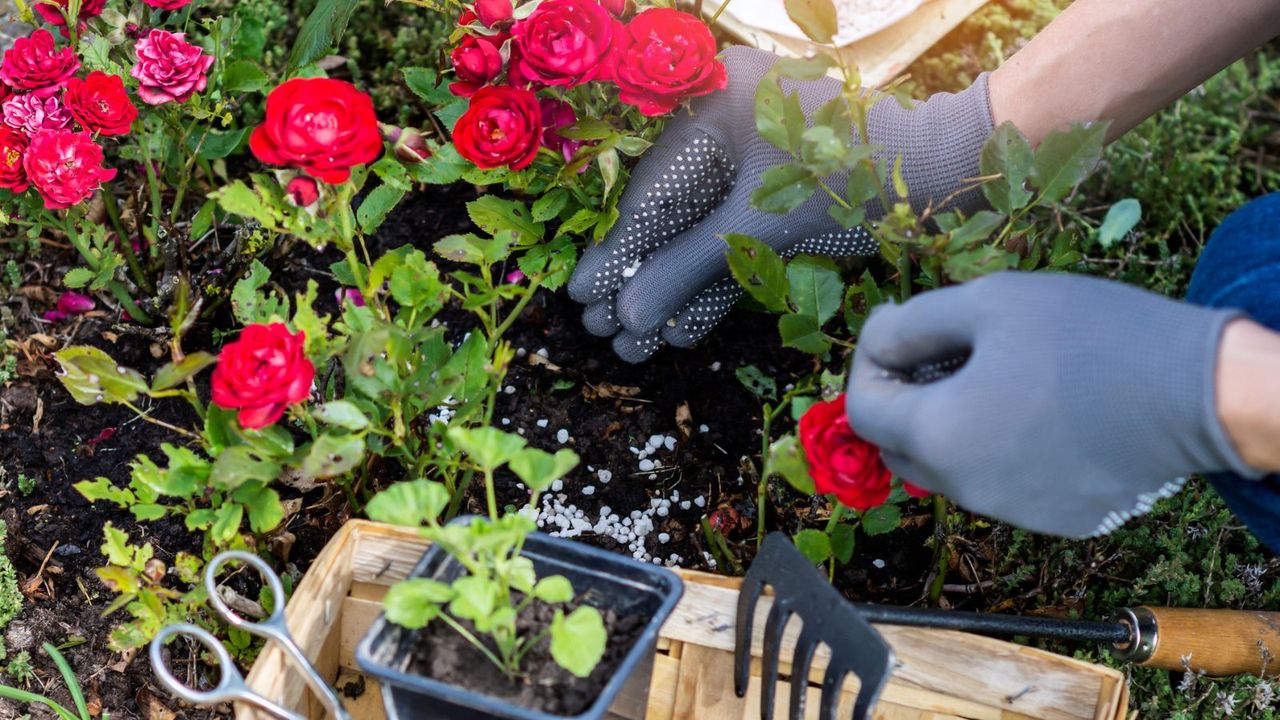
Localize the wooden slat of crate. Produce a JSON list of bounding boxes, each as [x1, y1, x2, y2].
[[713, 0, 990, 88], [240, 521, 1127, 720]]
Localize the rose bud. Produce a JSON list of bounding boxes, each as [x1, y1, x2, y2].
[[393, 127, 431, 164], [336, 287, 365, 307], [380, 122, 403, 145], [449, 34, 506, 97], [475, 0, 513, 27], [598, 0, 626, 16], [286, 176, 320, 207]]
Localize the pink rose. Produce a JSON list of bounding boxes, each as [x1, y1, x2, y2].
[[0, 29, 79, 98], [23, 129, 116, 209], [130, 30, 214, 105], [3, 94, 73, 134]]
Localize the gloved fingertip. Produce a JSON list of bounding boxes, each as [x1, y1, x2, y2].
[[582, 300, 622, 337], [611, 330, 663, 364]]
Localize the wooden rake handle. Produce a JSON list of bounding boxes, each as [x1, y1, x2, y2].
[[1114, 606, 1280, 676]]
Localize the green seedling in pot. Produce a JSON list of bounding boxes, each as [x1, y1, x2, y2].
[[368, 426, 606, 681]]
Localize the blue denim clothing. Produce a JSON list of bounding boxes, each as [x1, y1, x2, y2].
[[1186, 192, 1280, 552]]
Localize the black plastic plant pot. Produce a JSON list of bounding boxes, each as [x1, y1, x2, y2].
[[356, 523, 684, 720]]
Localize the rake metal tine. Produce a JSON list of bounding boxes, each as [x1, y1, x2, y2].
[[735, 575, 766, 696], [818, 664, 847, 720], [788, 625, 821, 720], [760, 599, 791, 720]]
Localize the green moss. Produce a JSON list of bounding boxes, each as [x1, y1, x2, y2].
[[0, 521, 19, 632]]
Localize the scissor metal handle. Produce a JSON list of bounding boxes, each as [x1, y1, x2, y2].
[[149, 624, 305, 720]]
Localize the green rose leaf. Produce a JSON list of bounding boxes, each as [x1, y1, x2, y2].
[[723, 233, 789, 313], [313, 400, 370, 432], [1098, 198, 1142, 249], [299, 433, 366, 480], [783, 0, 837, 44], [151, 352, 217, 392], [860, 503, 902, 537], [54, 346, 148, 406], [793, 529, 832, 565]]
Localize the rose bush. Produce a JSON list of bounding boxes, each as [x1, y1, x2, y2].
[[509, 0, 621, 88], [249, 77, 383, 183], [799, 394, 928, 511], [211, 323, 315, 429]]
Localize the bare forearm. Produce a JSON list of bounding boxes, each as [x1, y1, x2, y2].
[[1218, 319, 1280, 473], [988, 0, 1280, 146]]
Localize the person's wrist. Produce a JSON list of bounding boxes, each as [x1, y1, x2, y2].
[[1216, 318, 1280, 473]]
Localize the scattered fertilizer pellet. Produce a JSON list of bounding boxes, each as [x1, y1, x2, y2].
[[638, 458, 655, 472], [501, 417, 511, 425], [550, 479, 563, 492], [582, 486, 595, 496], [504, 385, 516, 394], [663, 436, 676, 451], [556, 428, 569, 443], [872, 559, 886, 569], [515, 347, 527, 358], [598, 469, 613, 483], [658, 532, 670, 543], [536, 418, 549, 428], [680, 500, 691, 510], [710, 361, 722, 371], [699, 424, 710, 433], [656, 506, 669, 517], [694, 495, 706, 508], [536, 347, 549, 358]]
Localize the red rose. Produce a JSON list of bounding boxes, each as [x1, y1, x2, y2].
[[130, 30, 214, 105], [65, 72, 138, 136], [799, 394, 922, 511], [449, 33, 506, 98], [0, 126, 28, 193], [539, 97, 580, 163], [510, 0, 621, 87], [23, 129, 115, 209], [34, 0, 105, 38], [459, 9, 478, 25], [598, 0, 625, 16], [474, 0, 512, 27], [453, 85, 542, 170], [0, 29, 80, 98], [250, 78, 383, 184], [612, 9, 726, 116], [286, 176, 319, 206], [211, 323, 315, 429], [143, 0, 193, 10]]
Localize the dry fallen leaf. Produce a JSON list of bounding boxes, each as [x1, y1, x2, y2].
[[675, 402, 693, 441], [528, 353, 564, 373], [583, 382, 641, 401]]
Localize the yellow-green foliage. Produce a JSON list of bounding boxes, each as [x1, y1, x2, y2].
[[0, 521, 21, 630]]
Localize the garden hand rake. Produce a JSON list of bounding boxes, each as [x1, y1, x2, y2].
[[737, 534, 1280, 720]]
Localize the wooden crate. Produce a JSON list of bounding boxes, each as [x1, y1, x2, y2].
[[714, 0, 990, 88], [238, 521, 1128, 720]]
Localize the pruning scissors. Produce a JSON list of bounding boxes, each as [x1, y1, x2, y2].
[[149, 550, 352, 720]]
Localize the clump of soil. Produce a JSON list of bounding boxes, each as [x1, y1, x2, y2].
[[410, 597, 647, 717]]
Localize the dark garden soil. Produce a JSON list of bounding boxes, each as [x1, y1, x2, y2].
[[410, 597, 646, 716], [0, 186, 937, 719]]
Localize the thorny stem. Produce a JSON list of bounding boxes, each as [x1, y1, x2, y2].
[[170, 125, 209, 223], [122, 400, 201, 440], [140, 140, 165, 251], [928, 494, 948, 603]]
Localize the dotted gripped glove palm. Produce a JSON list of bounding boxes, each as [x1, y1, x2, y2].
[[566, 46, 995, 362], [846, 272, 1266, 539]]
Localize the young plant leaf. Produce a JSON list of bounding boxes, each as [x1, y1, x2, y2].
[[786, 255, 844, 324], [764, 434, 813, 494], [151, 352, 217, 392], [313, 400, 370, 431], [860, 503, 902, 536], [979, 122, 1034, 213], [793, 529, 832, 565], [550, 607, 606, 678], [54, 347, 148, 406], [385, 578, 453, 629], [366, 479, 450, 528], [752, 165, 818, 214], [299, 433, 365, 480], [830, 523, 856, 563], [533, 575, 574, 604], [509, 448, 579, 492], [1030, 121, 1109, 205], [778, 313, 831, 354], [1098, 198, 1141, 249], [447, 426, 527, 471]]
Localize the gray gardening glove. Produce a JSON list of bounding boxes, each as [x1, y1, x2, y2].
[[846, 271, 1265, 538], [567, 46, 995, 362]]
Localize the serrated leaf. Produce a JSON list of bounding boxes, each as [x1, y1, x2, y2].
[[233, 485, 285, 533], [358, 183, 406, 235], [385, 578, 452, 629], [231, 260, 287, 325], [211, 502, 245, 544], [735, 364, 777, 400], [402, 66, 455, 104], [778, 313, 831, 354], [754, 74, 790, 151], [764, 434, 813, 493], [286, 0, 360, 72], [531, 188, 570, 222], [313, 400, 369, 431], [793, 529, 831, 564], [223, 60, 268, 93], [860, 503, 901, 536], [1031, 122, 1109, 205], [63, 267, 94, 288], [723, 234, 788, 312], [943, 246, 1019, 282], [1098, 198, 1141, 249], [447, 426, 526, 470], [752, 165, 818, 214], [830, 523, 855, 563], [979, 122, 1034, 212], [787, 256, 843, 324], [467, 196, 542, 244], [300, 433, 365, 480]]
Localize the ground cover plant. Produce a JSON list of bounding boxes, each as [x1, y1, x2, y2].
[[0, 0, 1276, 716]]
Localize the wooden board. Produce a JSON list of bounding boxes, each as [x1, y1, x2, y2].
[[713, 0, 990, 88], [239, 520, 1127, 720]]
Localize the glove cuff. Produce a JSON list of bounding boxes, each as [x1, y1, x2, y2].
[[1200, 309, 1271, 480], [865, 72, 995, 219]]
